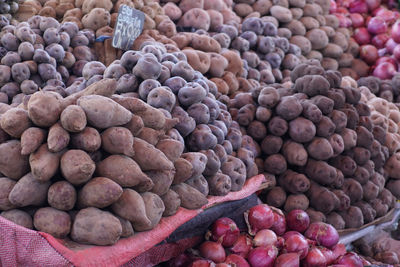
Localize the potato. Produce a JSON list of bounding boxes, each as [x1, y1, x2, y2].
[[370, 198, 388, 218], [343, 178, 363, 204], [354, 201, 376, 224], [264, 154, 287, 175], [307, 182, 339, 214], [47, 181, 76, 211], [172, 183, 208, 210], [333, 190, 350, 211], [138, 192, 165, 231], [0, 108, 32, 138], [206, 172, 232, 196], [27, 91, 62, 127], [362, 181, 379, 202], [97, 155, 153, 188], [1, 209, 33, 229], [270, 5, 292, 23], [289, 117, 316, 143], [306, 29, 328, 50], [70, 127, 101, 152], [34, 207, 71, 238], [47, 122, 70, 153], [100, 127, 135, 157], [20, 127, 46, 155], [316, 116, 336, 138], [0, 178, 17, 211], [326, 212, 345, 230], [132, 137, 174, 171], [71, 207, 121, 245], [264, 186, 286, 208], [284, 194, 309, 212], [178, 8, 211, 31], [306, 208, 326, 223], [0, 140, 29, 180], [339, 206, 364, 228], [111, 188, 150, 228], [161, 189, 181, 217], [60, 149, 95, 185], [77, 95, 132, 129], [60, 105, 87, 133], [279, 170, 310, 194], [77, 177, 123, 209], [8, 173, 50, 207], [185, 175, 209, 196], [30, 144, 61, 182]]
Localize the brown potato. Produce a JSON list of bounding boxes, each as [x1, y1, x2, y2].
[[47, 122, 70, 153], [77, 177, 123, 209], [34, 207, 71, 238], [0, 140, 29, 180], [161, 189, 181, 217], [70, 127, 101, 152], [30, 144, 62, 182], [20, 127, 47, 155], [47, 181, 77, 211], [0, 178, 17, 211], [172, 183, 208, 210], [8, 173, 50, 207], [71, 207, 121, 245], [60, 149, 95, 185]]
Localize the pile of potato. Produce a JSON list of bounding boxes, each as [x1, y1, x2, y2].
[[0, 16, 100, 106], [358, 74, 400, 105], [0, 0, 19, 17], [0, 30, 259, 244], [245, 61, 397, 230]]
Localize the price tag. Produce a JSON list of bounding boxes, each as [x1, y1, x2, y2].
[[112, 5, 144, 50]]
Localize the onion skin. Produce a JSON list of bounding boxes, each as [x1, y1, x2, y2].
[[211, 217, 240, 247], [282, 233, 309, 259], [304, 222, 339, 249], [349, 13, 364, 28], [349, 0, 368, 13], [199, 241, 226, 263], [230, 234, 252, 258], [270, 210, 287, 236], [247, 204, 274, 235], [367, 17, 387, 35], [386, 38, 398, 54], [319, 247, 335, 265], [274, 253, 300, 267], [335, 252, 364, 267], [360, 45, 379, 65], [224, 254, 250, 267], [332, 244, 347, 261], [286, 209, 310, 233], [302, 247, 327, 267], [371, 34, 389, 49], [247, 245, 278, 267]]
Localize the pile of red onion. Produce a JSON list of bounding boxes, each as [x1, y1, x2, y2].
[[331, 0, 400, 79], [167, 204, 370, 267]]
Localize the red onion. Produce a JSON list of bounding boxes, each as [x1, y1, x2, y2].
[[372, 6, 384, 16], [199, 241, 226, 263], [270, 210, 286, 236], [230, 234, 252, 258], [330, 0, 337, 13], [246, 204, 274, 235], [371, 33, 389, 48], [247, 245, 278, 267], [224, 254, 250, 267], [286, 209, 310, 233], [386, 38, 398, 53], [360, 44, 379, 64], [349, 13, 364, 28], [319, 247, 335, 265], [377, 9, 397, 24], [336, 14, 352, 27], [373, 62, 397, 79], [376, 56, 397, 66], [366, 0, 381, 10], [211, 217, 239, 247], [189, 259, 214, 267], [354, 27, 371, 45], [282, 233, 309, 259], [303, 248, 327, 267], [331, 244, 347, 261], [349, 0, 368, 13], [304, 222, 339, 249], [392, 21, 400, 43], [393, 45, 400, 61], [367, 17, 387, 34], [215, 264, 229, 267], [274, 253, 300, 267], [253, 229, 277, 247], [283, 231, 302, 240], [329, 265, 347, 267], [335, 252, 363, 267]]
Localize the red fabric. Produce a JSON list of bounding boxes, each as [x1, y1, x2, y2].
[[0, 217, 71, 267], [0, 174, 265, 267]]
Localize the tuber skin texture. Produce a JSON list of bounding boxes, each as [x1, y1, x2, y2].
[[279, 170, 310, 194], [282, 141, 308, 166], [284, 194, 309, 212], [265, 186, 287, 208]]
